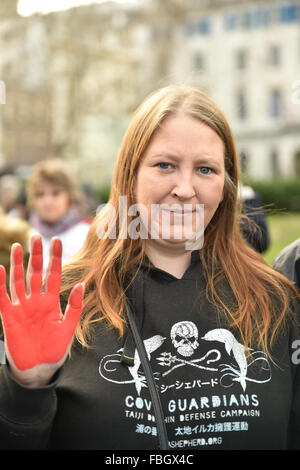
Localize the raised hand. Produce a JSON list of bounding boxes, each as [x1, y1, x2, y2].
[[0, 235, 84, 387]]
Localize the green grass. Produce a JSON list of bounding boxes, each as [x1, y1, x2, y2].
[[262, 212, 300, 265]]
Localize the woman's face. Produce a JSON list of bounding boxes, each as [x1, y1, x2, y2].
[[135, 113, 225, 250], [33, 181, 70, 224]]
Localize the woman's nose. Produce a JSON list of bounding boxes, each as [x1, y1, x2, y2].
[[171, 174, 196, 200]]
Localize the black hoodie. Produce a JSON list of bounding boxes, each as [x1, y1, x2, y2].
[[0, 251, 300, 450]]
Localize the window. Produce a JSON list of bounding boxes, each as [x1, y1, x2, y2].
[[184, 21, 195, 37], [269, 45, 281, 66], [279, 4, 299, 23], [236, 50, 247, 69], [197, 17, 211, 35], [224, 11, 237, 31], [270, 150, 280, 179], [241, 10, 253, 29], [269, 89, 282, 119], [237, 91, 247, 120], [253, 7, 271, 27]]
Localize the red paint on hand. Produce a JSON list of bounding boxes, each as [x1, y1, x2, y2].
[[0, 236, 84, 371]]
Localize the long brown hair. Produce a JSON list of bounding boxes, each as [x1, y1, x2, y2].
[[61, 85, 300, 355]]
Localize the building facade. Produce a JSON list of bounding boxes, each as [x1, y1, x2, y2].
[[156, 0, 300, 180], [0, 0, 299, 186]]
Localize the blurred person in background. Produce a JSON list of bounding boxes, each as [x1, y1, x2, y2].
[[26, 159, 90, 272], [80, 182, 101, 224], [0, 207, 30, 290], [273, 238, 300, 290], [0, 207, 30, 356], [238, 183, 270, 254], [7, 188, 29, 221], [0, 174, 21, 215]]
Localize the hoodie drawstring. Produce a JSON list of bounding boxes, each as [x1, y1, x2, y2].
[[121, 270, 170, 450]]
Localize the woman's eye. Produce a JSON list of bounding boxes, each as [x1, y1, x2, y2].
[[156, 162, 173, 170], [199, 167, 213, 175]]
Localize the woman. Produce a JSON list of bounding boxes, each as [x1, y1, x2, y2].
[[27, 159, 90, 272], [0, 207, 30, 289], [273, 238, 300, 290], [238, 183, 270, 253], [0, 85, 299, 450]]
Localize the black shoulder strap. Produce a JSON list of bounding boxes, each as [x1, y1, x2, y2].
[[125, 301, 169, 450]]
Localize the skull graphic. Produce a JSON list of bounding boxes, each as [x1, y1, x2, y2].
[[170, 321, 199, 357]]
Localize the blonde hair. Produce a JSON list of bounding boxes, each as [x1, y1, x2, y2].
[[61, 85, 300, 355], [27, 159, 81, 210]]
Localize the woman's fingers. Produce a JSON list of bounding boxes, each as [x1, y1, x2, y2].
[[44, 238, 62, 297], [62, 283, 85, 338], [0, 266, 12, 314], [26, 235, 43, 296], [10, 244, 26, 304]]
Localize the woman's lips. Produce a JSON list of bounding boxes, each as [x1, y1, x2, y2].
[[159, 208, 196, 215], [159, 208, 197, 225]]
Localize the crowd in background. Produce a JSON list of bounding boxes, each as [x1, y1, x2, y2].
[[0, 160, 100, 285]]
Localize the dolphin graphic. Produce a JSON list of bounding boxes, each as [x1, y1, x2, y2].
[[202, 328, 248, 391], [128, 335, 166, 395]]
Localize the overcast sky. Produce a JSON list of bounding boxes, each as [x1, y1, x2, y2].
[[17, 0, 138, 17]]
